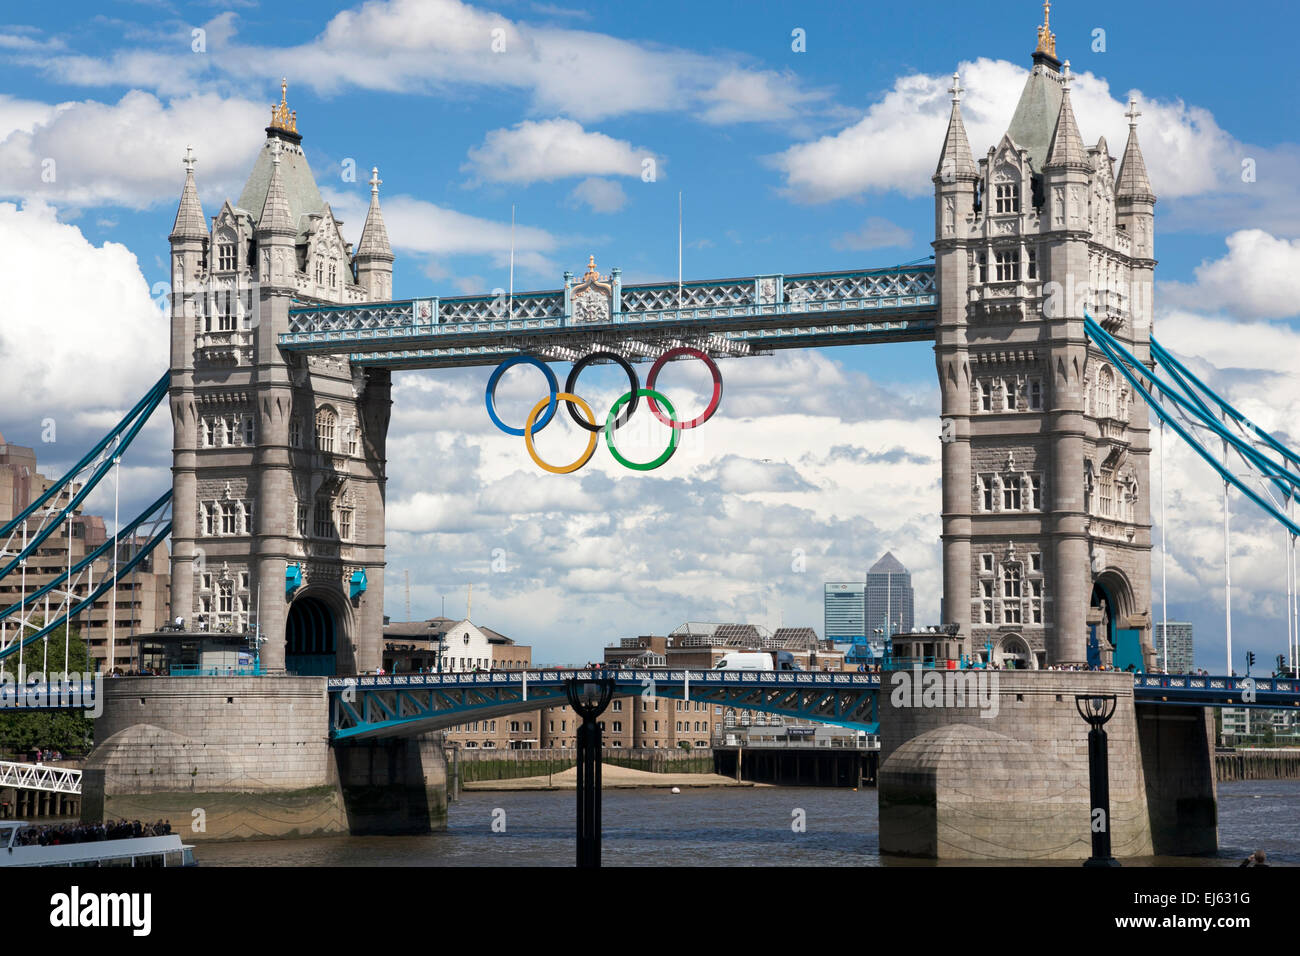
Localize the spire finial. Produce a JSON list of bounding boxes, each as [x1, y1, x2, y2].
[[1125, 97, 1142, 128], [183, 144, 197, 173], [1061, 59, 1072, 90], [270, 77, 298, 133], [949, 71, 963, 104], [583, 254, 601, 282], [369, 166, 382, 195], [1035, 0, 1057, 58], [270, 138, 283, 166]]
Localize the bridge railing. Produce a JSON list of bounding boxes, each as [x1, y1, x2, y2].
[[283, 266, 936, 350], [0, 759, 82, 794], [327, 669, 882, 691]]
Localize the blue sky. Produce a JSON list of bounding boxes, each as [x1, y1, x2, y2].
[[1, 0, 1298, 669]]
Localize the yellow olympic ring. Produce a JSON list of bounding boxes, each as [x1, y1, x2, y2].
[[524, 392, 599, 474]]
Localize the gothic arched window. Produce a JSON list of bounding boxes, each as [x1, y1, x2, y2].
[[315, 406, 337, 452], [1097, 366, 1115, 419]]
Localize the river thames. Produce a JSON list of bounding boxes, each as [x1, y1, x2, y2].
[[192, 779, 1300, 866]]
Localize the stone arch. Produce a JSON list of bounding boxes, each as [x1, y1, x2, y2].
[[996, 633, 1034, 669], [285, 585, 354, 676], [1090, 568, 1136, 667]]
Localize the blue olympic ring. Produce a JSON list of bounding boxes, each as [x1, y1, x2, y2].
[[485, 356, 559, 437]]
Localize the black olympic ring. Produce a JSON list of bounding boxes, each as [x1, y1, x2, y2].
[[563, 351, 640, 433]]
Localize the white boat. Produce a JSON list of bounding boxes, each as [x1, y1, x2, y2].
[[0, 820, 196, 867]]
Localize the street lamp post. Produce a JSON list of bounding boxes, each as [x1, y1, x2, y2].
[[1075, 694, 1120, 867], [565, 676, 615, 867]]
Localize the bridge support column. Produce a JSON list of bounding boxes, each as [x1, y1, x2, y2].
[[333, 734, 447, 836], [1135, 704, 1217, 855]]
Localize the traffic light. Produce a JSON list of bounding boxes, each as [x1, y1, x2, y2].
[[1246, 651, 1256, 673], [1277, 654, 1287, 675]]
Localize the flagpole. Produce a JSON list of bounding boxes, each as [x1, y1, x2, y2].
[[677, 191, 683, 311], [509, 204, 515, 321]]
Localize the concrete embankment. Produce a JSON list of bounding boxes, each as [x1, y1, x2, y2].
[[463, 762, 755, 791], [1216, 749, 1300, 782]]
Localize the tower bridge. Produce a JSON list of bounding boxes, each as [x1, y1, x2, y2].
[[3, 7, 1296, 856]]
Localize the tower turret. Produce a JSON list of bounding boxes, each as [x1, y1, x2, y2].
[[354, 167, 394, 301]]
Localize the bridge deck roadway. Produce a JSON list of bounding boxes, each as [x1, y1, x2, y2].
[[281, 265, 938, 369], [325, 671, 1300, 742]]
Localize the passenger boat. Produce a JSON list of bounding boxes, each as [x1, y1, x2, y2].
[[0, 820, 197, 867]]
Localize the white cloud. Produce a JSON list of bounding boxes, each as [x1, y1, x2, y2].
[[771, 56, 1250, 205], [566, 177, 626, 214], [463, 119, 652, 185], [833, 216, 912, 251], [1161, 230, 1300, 320], [31, 0, 830, 125], [0, 199, 167, 439], [325, 188, 559, 261], [0, 90, 265, 209]]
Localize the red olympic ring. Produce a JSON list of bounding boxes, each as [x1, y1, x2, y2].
[[645, 347, 723, 430]]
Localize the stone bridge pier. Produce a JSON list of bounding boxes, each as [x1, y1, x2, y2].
[[80, 677, 446, 841]]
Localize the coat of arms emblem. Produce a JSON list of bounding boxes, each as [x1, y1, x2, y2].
[[571, 255, 612, 325]]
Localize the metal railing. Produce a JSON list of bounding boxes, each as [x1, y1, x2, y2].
[[0, 759, 82, 794]]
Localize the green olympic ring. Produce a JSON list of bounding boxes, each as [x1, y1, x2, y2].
[[604, 388, 681, 471]]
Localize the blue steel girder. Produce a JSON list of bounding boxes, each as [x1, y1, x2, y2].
[[327, 670, 882, 741], [282, 265, 936, 370], [1132, 674, 1300, 709]]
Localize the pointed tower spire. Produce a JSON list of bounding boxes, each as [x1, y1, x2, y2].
[[934, 72, 978, 182], [257, 139, 296, 237], [356, 166, 393, 260], [1116, 98, 1155, 202], [169, 145, 208, 241], [1045, 62, 1089, 169]]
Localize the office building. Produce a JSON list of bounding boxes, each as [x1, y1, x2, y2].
[[866, 552, 914, 637], [824, 582, 866, 643], [1154, 621, 1194, 674]]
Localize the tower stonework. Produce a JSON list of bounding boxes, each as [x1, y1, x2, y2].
[[166, 84, 393, 675], [935, 36, 1155, 667]]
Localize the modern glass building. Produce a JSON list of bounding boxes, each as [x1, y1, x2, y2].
[[824, 582, 866, 643], [866, 552, 914, 638], [1154, 621, 1194, 674]]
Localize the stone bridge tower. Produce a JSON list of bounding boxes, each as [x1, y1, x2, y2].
[[167, 82, 393, 675], [934, 11, 1156, 668]]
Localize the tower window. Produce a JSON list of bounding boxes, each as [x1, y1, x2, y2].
[[315, 407, 337, 453], [976, 252, 988, 284], [994, 249, 1020, 282], [221, 501, 238, 535], [1028, 378, 1044, 410], [217, 243, 236, 272], [995, 183, 1020, 214], [1002, 565, 1022, 623], [980, 379, 992, 412], [979, 475, 995, 512], [1004, 378, 1018, 412], [338, 507, 353, 541], [314, 497, 334, 538], [1027, 246, 1038, 280], [1030, 475, 1043, 510], [980, 580, 994, 624], [296, 503, 308, 537], [1002, 475, 1021, 511]]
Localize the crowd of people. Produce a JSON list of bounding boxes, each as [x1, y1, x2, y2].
[[13, 818, 173, 847]]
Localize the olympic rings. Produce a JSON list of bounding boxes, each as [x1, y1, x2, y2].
[[605, 388, 680, 471], [484, 350, 723, 473], [646, 347, 723, 429], [564, 352, 639, 432], [485, 355, 558, 437], [524, 393, 599, 474]]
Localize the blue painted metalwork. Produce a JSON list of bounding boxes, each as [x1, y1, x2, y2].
[[0, 490, 172, 630], [0, 517, 173, 663], [1085, 315, 1300, 536], [0, 373, 169, 584], [1132, 674, 1300, 709], [349, 569, 367, 600], [327, 670, 882, 741], [280, 265, 937, 369], [286, 564, 303, 596]]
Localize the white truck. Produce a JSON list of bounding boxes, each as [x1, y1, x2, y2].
[[712, 650, 800, 672]]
